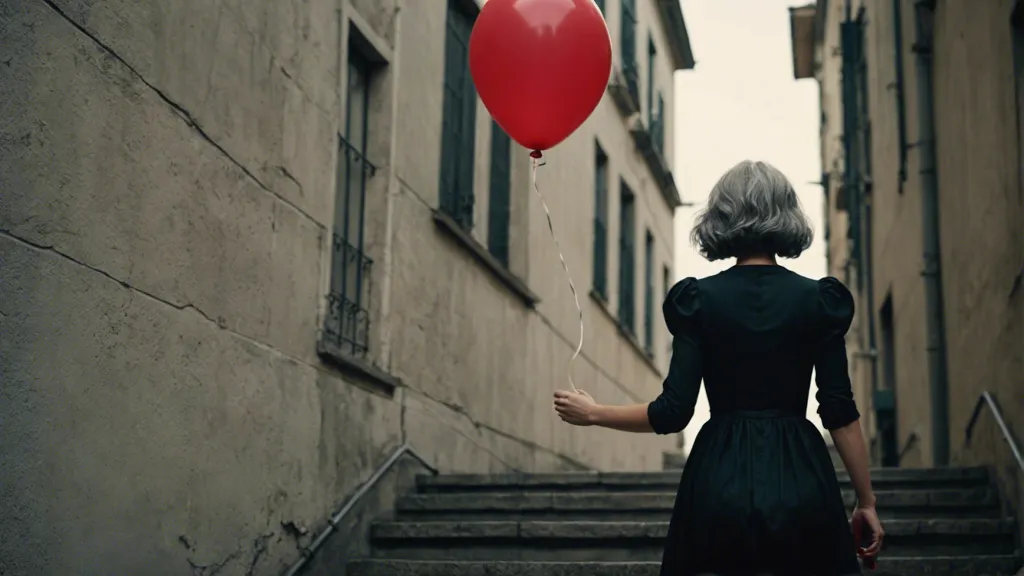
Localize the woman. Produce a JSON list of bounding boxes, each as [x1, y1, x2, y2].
[[555, 160, 883, 575]]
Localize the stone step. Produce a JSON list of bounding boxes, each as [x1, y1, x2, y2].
[[416, 467, 990, 494], [349, 556, 1024, 576], [370, 518, 1018, 561], [395, 488, 1001, 521]]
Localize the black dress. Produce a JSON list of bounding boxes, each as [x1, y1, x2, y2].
[[648, 266, 862, 576]]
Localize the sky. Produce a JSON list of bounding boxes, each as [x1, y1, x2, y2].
[[672, 0, 827, 453]]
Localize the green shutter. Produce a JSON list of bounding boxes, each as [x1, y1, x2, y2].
[[655, 92, 665, 155], [593, 143, 609, 299], [618, 182, 636, 334], [621, 0, 638, 103], [595, 0, 605, 14], [440, 1, 477, 228], [644, 231, 654, 354], [647, 35, 656, 125], [488, 121, 512, 266]]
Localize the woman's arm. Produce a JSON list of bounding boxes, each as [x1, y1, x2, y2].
[[592, 403, 654, 432], [555, 278, 702, 435], [553, 392, 654, 432], [553, 331, 701, 434], [830, 418, 875, 506]]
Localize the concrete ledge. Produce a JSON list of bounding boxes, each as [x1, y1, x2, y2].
[[432, 209, 540, 308], [317, 339, 401, 396]]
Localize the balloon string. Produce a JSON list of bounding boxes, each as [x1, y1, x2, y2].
[[531, 156, 583, 393]]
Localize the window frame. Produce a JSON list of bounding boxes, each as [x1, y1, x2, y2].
[[439, 0, 479, 229], [324, 46, 376, 359]]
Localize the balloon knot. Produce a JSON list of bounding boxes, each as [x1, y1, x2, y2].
[[530, 150, 543, 159]]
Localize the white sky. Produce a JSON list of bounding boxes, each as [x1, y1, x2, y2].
[[672, 0, 827, 453]]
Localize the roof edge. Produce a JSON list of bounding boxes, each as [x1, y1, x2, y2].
[[656, 0, 696, 70]]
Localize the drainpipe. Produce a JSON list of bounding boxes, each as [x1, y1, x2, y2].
[[912, 0, 950, 466]]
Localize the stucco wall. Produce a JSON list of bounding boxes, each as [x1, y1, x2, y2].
[[930, 0, 1024, 520], [816, 0, 1024, 486], [0, 0, 684, 573]]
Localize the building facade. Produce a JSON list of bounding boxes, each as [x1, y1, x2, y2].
[[0, 0, 693, 573], [791, 0, 1024, 527]]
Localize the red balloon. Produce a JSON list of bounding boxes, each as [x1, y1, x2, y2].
[[469, 0, 612, 154]]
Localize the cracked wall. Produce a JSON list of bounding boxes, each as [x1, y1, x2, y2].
[[0, 0, 683, 574]]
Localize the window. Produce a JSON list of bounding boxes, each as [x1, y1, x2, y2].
[[663, 265, 671, 355], [647, 35, 656, 126], [595, 0, 604, 14], [653, 92, 665, 156], [621, 0, 639, 104], [325, 47, 376, 358], [878, 294, 899, 467], [840, 12, 870, 286], [488, 121, 512, 265], [618, 181, 636, 334], [893, 0, 908, 192], [593, 143, 609, 299], [643, 230, 655, 356], [439, 0, 478, 229]]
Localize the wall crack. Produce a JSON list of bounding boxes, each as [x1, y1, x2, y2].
[[38, 0, 321, 229]]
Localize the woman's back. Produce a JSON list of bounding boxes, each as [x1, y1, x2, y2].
[[554, 160, 881, 575], [651, 266, 863, 575], [695, 265, 855, 424]]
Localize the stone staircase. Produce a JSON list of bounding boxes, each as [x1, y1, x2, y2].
[[347, 467, 1022, 575]]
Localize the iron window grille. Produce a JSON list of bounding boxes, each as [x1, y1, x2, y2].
[[324, 49, 375, 359]]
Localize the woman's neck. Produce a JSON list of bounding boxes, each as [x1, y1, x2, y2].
[[736, 255, 777, 266]]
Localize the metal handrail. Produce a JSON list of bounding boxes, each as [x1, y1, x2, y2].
[[282, 443, 437, 576], [965, 391, 1024, 473]]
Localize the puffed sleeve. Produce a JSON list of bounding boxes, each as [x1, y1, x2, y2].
[[647, 278, 703, 435], [814, 277, 861, 430]]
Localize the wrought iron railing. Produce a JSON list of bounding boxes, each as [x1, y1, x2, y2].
[[323, 135, 375, 359], [324, 234, 373, 358]]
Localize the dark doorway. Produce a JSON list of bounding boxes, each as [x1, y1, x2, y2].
[[877, 294, 899, 467]]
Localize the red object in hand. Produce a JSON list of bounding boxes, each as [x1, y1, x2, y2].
[[469, 0, 612, 153], [852, 513, 877, 570]]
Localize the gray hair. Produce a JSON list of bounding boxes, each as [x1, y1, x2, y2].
[[690, 160, 814, 261]]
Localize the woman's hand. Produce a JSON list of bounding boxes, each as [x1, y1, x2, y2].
[[852, 504, 884, 562], [554, 389, 598, 426]]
